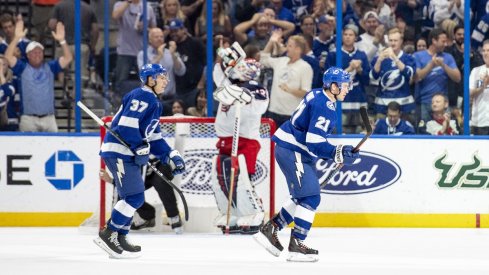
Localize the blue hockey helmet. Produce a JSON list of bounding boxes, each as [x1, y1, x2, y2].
[[323, 66, 348, 90], [139, 63, 168, 83]]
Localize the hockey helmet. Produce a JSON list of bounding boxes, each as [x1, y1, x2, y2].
[[139, 63, 168, 83], [228, 58, 261, 82], [323, 66, 350, 90]]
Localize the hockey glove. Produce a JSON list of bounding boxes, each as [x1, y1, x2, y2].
[[332, 145, 359, 166], [168, 150, 185, 175], [214, 85, 252, 106], [134, 143, 150, 166]]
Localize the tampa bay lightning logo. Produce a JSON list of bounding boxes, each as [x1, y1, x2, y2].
[[145, 119, 159, 139], [380, 69, 405, 91]]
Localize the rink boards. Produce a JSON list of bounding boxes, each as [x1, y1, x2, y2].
[[0, 133, 488, 228]]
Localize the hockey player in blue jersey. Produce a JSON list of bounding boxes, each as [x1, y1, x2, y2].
[[253, 67, 360, 262], [94, 63, 185, 259]]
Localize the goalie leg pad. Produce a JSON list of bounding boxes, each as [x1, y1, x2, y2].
[[236, 155, 265, 228], [211, 155, 238, 226]]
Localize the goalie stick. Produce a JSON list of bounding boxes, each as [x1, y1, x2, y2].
[[77, 101, 189, 221], [320, 106, 372, 189]]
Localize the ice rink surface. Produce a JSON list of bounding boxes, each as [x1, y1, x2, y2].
[[1, 227, 489, 275]]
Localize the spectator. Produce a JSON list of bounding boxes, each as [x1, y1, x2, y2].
[[311, 0, 335, 21], [418, 93, 459, 135], [326, 24, 370, 134], [171, 99, 186, 115], [370, 27, 416, 122], [471, 6, 489, 51], [158, 0, 189, 32], [415, 36, 427, 52], [0, 13, 30, 60], [0, 54, 16, 131], [235, 0, 266, 23], [181, 0, 204, 36], [137, 27, 186, 104], [445, 25, 483, 109], [299, 15, 316, 37], [30, 0, 60, 44], [5, 20, 72, 132], [187, 89, 207, 117], [112, 0, 156, 99], [373, 101, 415, 135], [356, 11, 386, 63], [268, 0, 295, 24], [48, 0, 99, 80], [283, 0, 313, 25], [260, 31, 313, 127], [414, 28, 460, 124], [300, 33, 322, 89], [234, 11, 295, 50], [194, 0, 232, 42], [168, 18, 206, 109], [469, 40, 489, 135], [312, 15, 335, 69]]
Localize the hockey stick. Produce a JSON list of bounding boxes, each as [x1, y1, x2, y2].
[[320, 106, 372, 189], [77, 101, 189, 221], [225, 101, 242, 235]]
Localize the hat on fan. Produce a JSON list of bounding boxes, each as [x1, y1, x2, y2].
[[26, 41, 44, 54]]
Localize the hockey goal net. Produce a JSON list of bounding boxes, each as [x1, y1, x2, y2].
[[84, 116, 276, 232]]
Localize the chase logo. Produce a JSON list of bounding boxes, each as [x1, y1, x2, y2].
[[180, 149, 268, 195], [317, 152, 401, 194], [45, 151, 84, 190]]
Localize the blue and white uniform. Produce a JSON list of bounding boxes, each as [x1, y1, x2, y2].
[[370, 51, 416, 114], [373, 118, 415, 135]]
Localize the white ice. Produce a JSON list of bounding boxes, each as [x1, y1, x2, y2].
[[1, 227, 489, 275]]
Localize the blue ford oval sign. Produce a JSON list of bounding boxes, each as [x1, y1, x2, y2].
[[317, 151, 401, 194]]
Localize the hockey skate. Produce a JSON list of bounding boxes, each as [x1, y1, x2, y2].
[[94, 227, 140, 259], [118, 234, 142, 255], [286, 233, 319, 262], [131, 214, 155, 230], [169, 215, 183, 234], [252, 219, 283, 257]]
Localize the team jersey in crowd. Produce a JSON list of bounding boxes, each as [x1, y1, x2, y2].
[[326, 48, 370, 111], [215, 80, 269, 141], [373, 118, 415, 135], [370, 50, 416, 114], [312, 35, 336, 60], [100, 87, 172, 160], [272, 88, 337, 160], [472, 13, 489, 51]]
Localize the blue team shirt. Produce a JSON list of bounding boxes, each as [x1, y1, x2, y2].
[[272, 88, 337, 160], [413, 50, 457, 104], [373, 118, 415, 135], [100, 87, 172, 161], [370, 51, 416, 114]]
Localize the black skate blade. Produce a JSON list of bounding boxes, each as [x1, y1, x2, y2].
[[93, 237, 141, 259], [252, 232, 281, 257]]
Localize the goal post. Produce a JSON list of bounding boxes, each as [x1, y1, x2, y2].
[[89, 116, 276, 232]]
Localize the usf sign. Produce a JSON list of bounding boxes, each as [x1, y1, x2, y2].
[[434, 153, 489, 188]]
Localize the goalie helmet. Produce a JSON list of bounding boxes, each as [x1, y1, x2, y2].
[[228, 58, 261, 82], [322, 67, 351, 90], [139, 63, 168, 83]]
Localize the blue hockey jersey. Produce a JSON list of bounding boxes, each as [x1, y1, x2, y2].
[[370, 51, 416, 114], [272, 88, 337, 160], [100, 87, 172, 161]]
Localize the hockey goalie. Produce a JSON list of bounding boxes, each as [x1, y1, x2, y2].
[[211, 44, 269, 234]]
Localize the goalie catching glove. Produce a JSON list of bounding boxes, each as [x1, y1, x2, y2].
[[214, 85, 252, 106], [332, 145, 359, 166]]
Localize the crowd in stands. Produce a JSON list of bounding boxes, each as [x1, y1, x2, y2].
[[0, 0, 488, 136]]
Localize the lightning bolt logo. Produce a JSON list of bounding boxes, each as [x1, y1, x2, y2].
[[116, 158, 125, 187], [382, 69, 404, 91], [294, 152, 304, 188]]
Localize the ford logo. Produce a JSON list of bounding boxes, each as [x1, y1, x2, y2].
[[179, 149, 268, 195], [317, 151, 401, 194]]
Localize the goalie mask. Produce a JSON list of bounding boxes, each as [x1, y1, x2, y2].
[[228, 58, 261, 82]]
